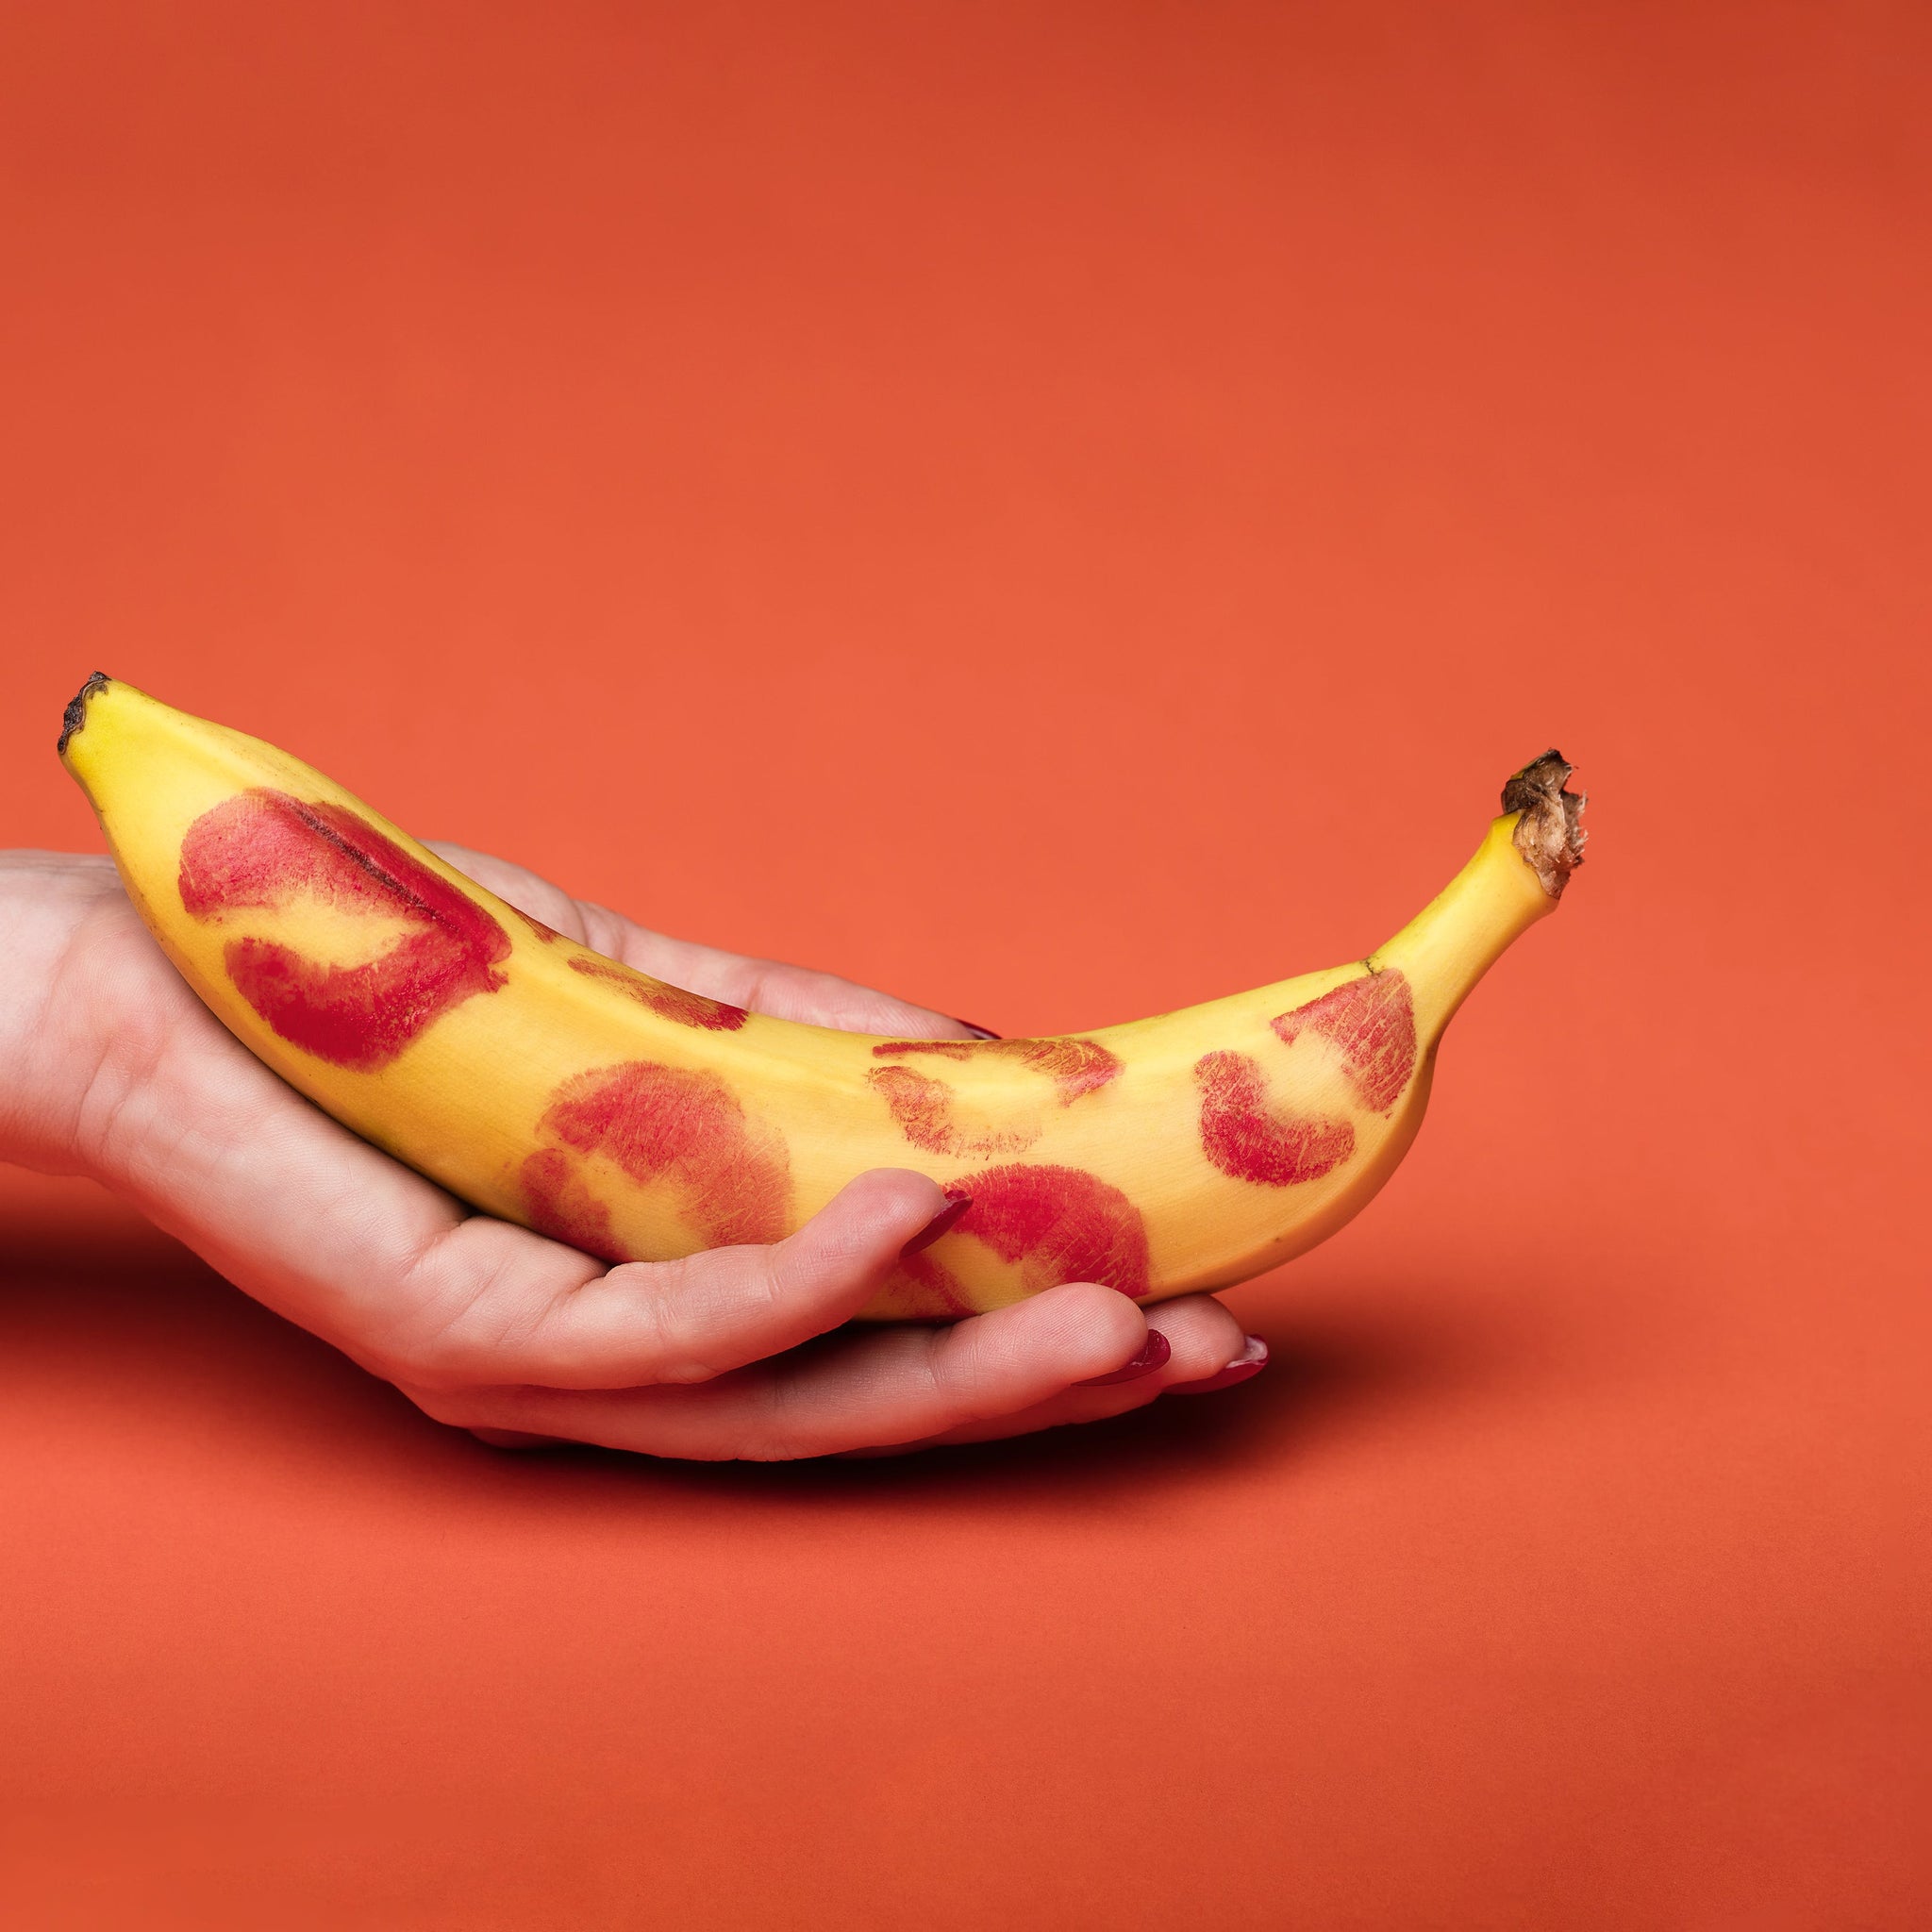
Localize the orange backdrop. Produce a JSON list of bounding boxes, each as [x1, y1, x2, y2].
[[2, 4, 1927, 1925]]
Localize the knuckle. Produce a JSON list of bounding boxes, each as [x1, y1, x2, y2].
[[386, 1318, 486, 1392], [941, 1324, 1004, 1426], [386, 1318, 479, 1388], [612, 1254, 718, 1384], [732, 958, 777, 1017], [749, 1241, 793, 1318], [577, 901, 632, 958], [737, 1367, 817, 1462], [387, 1230, 512, 1385]]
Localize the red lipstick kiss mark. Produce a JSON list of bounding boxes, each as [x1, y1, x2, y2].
[[525, 1059, 790, 1249], [567, 955, 749, 1032], [872, 1035, 1123, 1104], [882, 1164, 1152, 1316], [892, 1248, 975, 1319], [916, 1163, 1152, 1303], [868, 1036, 1123, 1153], [510, 906, 561, 943], [864, 1065, 1040, 1158], [177, 791, 511, 1072], [1195, 1050, 1355, 1186], [1270, 970, 1418, 1113], [519, 1147, 623, 1262]]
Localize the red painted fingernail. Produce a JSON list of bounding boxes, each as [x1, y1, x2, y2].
[[951, 1018, 1002, 1039], [1172, 1334, 1269, 1392], [901, 1194, 972, 1257], [1078, 1327, 1172, 1386]]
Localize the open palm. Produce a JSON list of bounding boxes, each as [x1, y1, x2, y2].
[[0, 846, 1260, 1458]]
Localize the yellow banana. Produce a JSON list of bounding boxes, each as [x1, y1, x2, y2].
[[58, 675, 1585, 1319]]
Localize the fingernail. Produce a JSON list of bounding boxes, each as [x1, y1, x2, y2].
[[1172, 1334, 1269, 1392], [1078, 1327, 1173, 1386], [951, 1018, 1003, 1039], [901, 1194, 972, 1257]]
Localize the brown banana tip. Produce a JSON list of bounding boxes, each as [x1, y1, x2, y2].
[[1502, 749, 1588, 898], [57, 673, 112, 758]]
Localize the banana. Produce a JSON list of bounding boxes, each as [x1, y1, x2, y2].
[[58, 675, 1585, 1319]]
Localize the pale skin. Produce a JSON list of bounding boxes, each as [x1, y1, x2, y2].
[[0, 846, 1264, 1459]]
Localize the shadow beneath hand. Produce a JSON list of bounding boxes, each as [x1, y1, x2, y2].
[[525, 1290, 1529, 1512], [2, 1215, 1530, 1511], [703, 1298, 1499, 1507]]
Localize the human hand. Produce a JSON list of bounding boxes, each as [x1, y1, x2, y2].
[[0, 845, 1263, 1458]]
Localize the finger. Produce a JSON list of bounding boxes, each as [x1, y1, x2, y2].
[[82, 880, 961, 1415], [564, 904, 978, 1038], [706, 957, 988, 1039], [603, 924, 983, 1039], [1164, 1332, 1270, 1393], [458, 1280, 1153, 1459], [434, 841, 984, 1040], [64, 885, 888, 1398], [415, 1169, 953, 1390], [425, 842, 593, 942], [837, 1295, 1254, 1456]]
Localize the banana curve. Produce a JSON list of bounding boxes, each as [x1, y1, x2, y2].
[[58, 675, 1585, 1318]]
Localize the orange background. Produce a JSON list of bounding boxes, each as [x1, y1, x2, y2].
[[2, 4, 1927, 1925]]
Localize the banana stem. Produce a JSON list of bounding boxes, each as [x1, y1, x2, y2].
[[1370, 752, 1586, 1041]]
